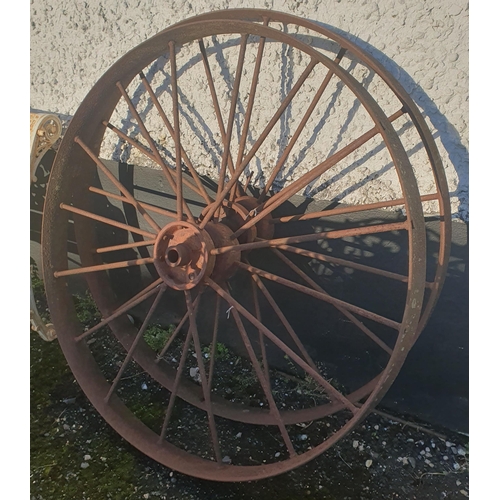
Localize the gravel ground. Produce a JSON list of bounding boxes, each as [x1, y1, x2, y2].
[[30, 268, 469, 500]]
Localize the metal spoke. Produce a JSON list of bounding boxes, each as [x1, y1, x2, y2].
[[115, 81, 196, 223], [249, 270, 318, 370], [198, 39, 242, 196], [74, 278, 163, 343], [185, 290, 222, 463], [212, 221, 409, 256], [103, 121, 204, 203], [60, 203, 157, 239], [207, 278, 358, 414], [105, 285, 167, 402], [232, 108, 406, 240], [54, 257, 154, 278], [258, 68, 335, 202], [207, 294, 221, 390], [251, 278, 270, 384], [95, 239, 156, 254], [215, 34, 248, 212], [139, 70, 213, 205], [89, 186, 178, 220], [155, 293, 203, 362], [231, 19, 269, 201], [170, 41, 185, 221], [275, 243, 424, 287], [271, 249, 393, 355], [74, 136, 161, 232], [269, 193, 440, 225], [159, 327, 193, 442], [229, 296, 296, 457], [235, 261, 401, 331], [200, 58, 319, 229]]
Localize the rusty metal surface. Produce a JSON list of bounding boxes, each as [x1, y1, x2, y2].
[[30, 112, 62, 342], [40, 12, 449, 482]]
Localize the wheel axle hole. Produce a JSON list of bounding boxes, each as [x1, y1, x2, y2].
[[167, 248, 180, 265]]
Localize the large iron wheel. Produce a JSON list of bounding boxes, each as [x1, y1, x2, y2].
[[42, 13, 442, 481]]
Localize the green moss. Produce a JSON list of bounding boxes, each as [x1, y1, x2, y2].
[[143, 324, 174, 352], [129, 400, 166, 430]]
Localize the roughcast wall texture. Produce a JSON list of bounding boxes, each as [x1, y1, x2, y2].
[[30, 0, 469, 220]]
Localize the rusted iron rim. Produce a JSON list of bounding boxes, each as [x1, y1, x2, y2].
[[42, 17, 429, 481]]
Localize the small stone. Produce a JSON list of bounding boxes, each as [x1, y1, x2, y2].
[[365, 459, 373, 468], [353, 440, 359, 449], [100, 457, 107, 461], [425, 447, 430, 452], [358, 445, 364, 452], [420, 450, 426, 455], [460, 491, 468, 498], [236, 432, 242, 438], [169, 471, 174, 477], [141, 383, 148, 390], [431, 442, 436, 448], [402, 457, 408, 465], [382, 441, 386, 446], [451, 447, 458, 455], [80, 462, 89, 469], [374, 425, 379, 430], [457, 447, 466, 456], [84, 455, 91, 461], [446, 441, 453, 448], [143, 495, 149, 499], [170, 477, 177, 483], [456, 480, 462, 486], [298, 434, 308, 441], [222, 456, 232, 464], [63, 398, 76, 405], [275, 452, 280, 458], [189, 367, 201, 382], [443, 455, 448, 461], [408, 457, 416, 468], [63, 424, 70, 431], [453, 463, 460, 470]]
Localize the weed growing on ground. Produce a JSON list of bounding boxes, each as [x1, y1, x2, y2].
[[144, 324, 174, 352]]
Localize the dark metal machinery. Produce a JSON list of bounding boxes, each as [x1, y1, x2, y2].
[[40, 10, 451, 481]]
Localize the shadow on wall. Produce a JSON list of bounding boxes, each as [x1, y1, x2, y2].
[[302, 21, 469, 220], [100, 27, 467, 221]]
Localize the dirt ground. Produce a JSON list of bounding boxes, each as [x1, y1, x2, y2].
[[30, 267, 469, 500]]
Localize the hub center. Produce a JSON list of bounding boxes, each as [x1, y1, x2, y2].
[[153, 221, 215, 290]]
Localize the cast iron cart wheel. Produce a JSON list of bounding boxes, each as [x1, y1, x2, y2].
[[42, 14, 437, 481]]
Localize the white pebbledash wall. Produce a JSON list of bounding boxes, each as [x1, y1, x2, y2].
[[30, 0, 469, 221]]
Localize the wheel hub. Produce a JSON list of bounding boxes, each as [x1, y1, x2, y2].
[[153, 220, 242, 289], [200, 197, 274, 244], [153, 221, 215, 290]]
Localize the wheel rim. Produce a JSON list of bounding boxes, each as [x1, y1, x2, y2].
[[42, 17, 429, 481]]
